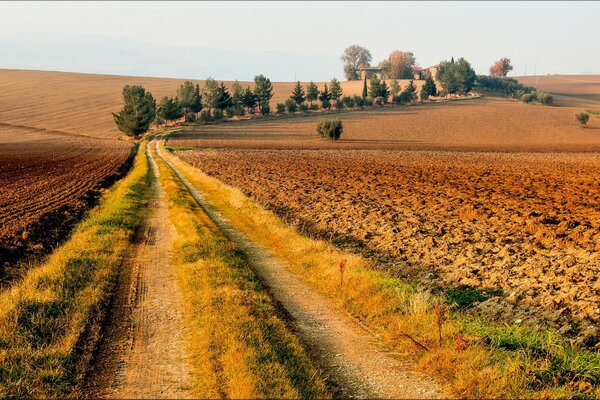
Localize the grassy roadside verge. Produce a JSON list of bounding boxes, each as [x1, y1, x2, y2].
[[0, 142, 150, 398], [149, 142, 328, 398], [162, 140, 600, 399]]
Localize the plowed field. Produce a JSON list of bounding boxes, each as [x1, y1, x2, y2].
[[0, 126, 131, 271]]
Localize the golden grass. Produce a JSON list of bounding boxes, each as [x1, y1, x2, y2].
[[162, 141, 600, 399], [0, 142, 150, 398], [150, 142, 328, 398]]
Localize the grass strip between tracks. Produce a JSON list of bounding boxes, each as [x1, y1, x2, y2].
[[0, 142, 150, 398], [150, 142, 328, 398], [161, 138, 600, 399]]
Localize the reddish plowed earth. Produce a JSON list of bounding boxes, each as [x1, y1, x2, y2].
[[0, 126, 131, 271], [178, 148, 600, 333]]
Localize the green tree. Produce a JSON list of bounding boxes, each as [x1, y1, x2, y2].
[[437, 57, 476, 94], [400, 80, 417, 103], [214, 82, 233, 111], [390, 79, 401, 97], [113, 85, 156, 137], [319, 83, 331, 109], [362, 76, 368, 98], [254, 74, 274, 114], [380, 80, 390, 103], [241, 87, 257, 113], [421, 76, 437, 100], [330, 78, 343, 103], [177, 81, 202, 121], [368, 75, 382, 99], [290, 81, 306, 104], [157, 96, 183, 125], [284, 98, 298, 113], [306, 81, 319, 106], [231, 80, 244, 106], [203, 77, 219, 110]]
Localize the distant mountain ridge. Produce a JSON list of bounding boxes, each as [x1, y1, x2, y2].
[[0, 33, 341, 81]]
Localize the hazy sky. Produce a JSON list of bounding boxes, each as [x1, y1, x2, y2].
[[1, 1, 599, 79]]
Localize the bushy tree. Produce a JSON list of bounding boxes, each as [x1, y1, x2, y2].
[[380, 80, 389, 103], [113, 85, 156, 137], [342, 95, 355, 108], [390, 79, 401, 97], [490, 57, 513, 77], [177, 81, 202, 121], [537, 91, 553, 105], [380, 50, 416, 79], [290, 81, 306, 104], [214, 82, 233, 110], [368, 76, 382, 99], [254, 74, 274, 114], [306, 81, 319, 106], [242, 87, 257, 113], [319, 83, 331, 109], [317, 119, 343, 140], [576, 112, 590, 126], [157, 96, 183, 125], [231, 80, 244, 107], [330, 78, 343, 103], [354, 95, 365, 108], [341, 44, 372, 80], [203, 77, 219, 110], [284, 98, 298, 113], [436, 57, 476, 94], [276, 103, 286, 114], [421, 76, 437, 100]]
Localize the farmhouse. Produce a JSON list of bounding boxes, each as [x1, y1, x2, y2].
[[358, 66, 383, 80]]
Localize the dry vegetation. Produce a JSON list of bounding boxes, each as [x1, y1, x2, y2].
[[517, 75, 600, 107], [0, 126, 132, 271]]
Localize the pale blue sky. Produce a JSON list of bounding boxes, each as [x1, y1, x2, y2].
[[1, 1, 598, 80]]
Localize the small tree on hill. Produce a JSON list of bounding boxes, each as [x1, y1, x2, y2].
[[341, 44, 372, 80], [177, 81, 202, 121], [203, 77, 219, 110], [214, 82, 233, 111], [380, 80, 390, 103], [284, 98, 298, 113], [306, 81, 319, 106], [490, 57, 513, 77], [421, 76, 437, 100], [317, 119, 343, 140], [113, 85, 156, 137], [390, 79, 401, 97], [576, 112, 590, 126], [437, 57, 476, 94], [254, 74, 274, 115], [231, 80, 244, 107], [291, 81, 306, 104], [330, 78, 343, 104], [157, 96, 183, 125], [319, 83, 331, 109], [368, 75, 382, 99], [242, 87, 257, 114], [400, 80, 417, 104]]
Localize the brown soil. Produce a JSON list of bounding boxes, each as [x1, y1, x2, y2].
[[85, 149, 193, 399], [0, 125, 132, 274], [157, 143, 445, 399], [178, 148, 600, 338], [169, 97, 600, 151]]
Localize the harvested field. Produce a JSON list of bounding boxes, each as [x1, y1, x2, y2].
[[517, 75, 600, 107], [175, 113, 600, 334], [0, 126, 131, 271], [0, 69, 381, 139], [170, 97, 600, 151]]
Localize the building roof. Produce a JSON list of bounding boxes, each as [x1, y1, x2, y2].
[[358, 66, 382, 71]]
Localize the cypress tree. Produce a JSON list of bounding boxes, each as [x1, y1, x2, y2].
[[362, 76, 368, 98]]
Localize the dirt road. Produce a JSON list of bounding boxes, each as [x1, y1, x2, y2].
[[85, 146, 194, 398], [155, 142, 445, 399]]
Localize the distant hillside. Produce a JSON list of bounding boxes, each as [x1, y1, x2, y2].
[[516, 75, 600, 106]]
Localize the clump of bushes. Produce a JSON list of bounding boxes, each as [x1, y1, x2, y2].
[[373, 96, 384, 106], [342, 96, 355, 108], [298, 102, 308, 113], [284, 99, 297, 114], [576, 112, 590, 126], [316, 119, 343, 141], [309, 103, 319, 111], [520, 91, 553, 105]]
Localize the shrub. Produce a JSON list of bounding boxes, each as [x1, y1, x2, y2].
[[309, 103, 319, 111], [316, 119, 343, 141], [276, 103, 285, 114], [342, 96, 355, 108], [537, 91, 553, 105], [392, 95, 402, 105], [261, 104, 271, 115], [212, 109, 223, 121], [226, 107, 237, 118], [184, 111, 196, 122], [364, 97, 374, 106], [576, 112, 590, 126], [199, 109, 213, 122], [521, 92, 537, 103], [299, 102, 309, 113], [321, 98, 331, 110], [335, 100, 345, 110], [373, 96, 384, 106], [354, 96, 365, 108], [284, 99, 298, 114]]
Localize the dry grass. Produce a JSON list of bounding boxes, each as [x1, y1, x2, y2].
[[150, 140, 328, 398], [0, 142, 149, 398], [163, 141, 600, 399]]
